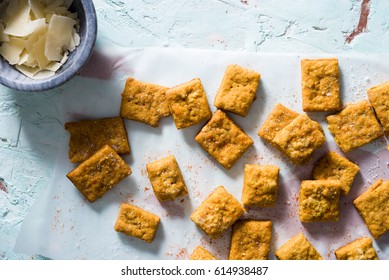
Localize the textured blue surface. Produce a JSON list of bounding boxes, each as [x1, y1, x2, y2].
[[1, 0, 388, 261], [0, 0, 97, 92]]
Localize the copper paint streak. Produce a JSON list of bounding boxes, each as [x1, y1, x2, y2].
[[0, 180, 8, 193], [346, 0, 371, 43]]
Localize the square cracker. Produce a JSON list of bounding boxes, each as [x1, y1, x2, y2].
[[190, 186, 245, 239], [367, 81, 389, 134], [301, 58, 340, 112], [114, 203, 160, 243], [313, 151, 360, 195], [335, 237, 378, 260], [146, 155, 188, 201], [195, 110, 253, 169], [242, 164, 280, 208], [353, 179, 389, 239], [275, 233, 323, 260], [273, 114, 326, 164], [189, 246, 218, 260], [228, 220, 272, 260], [120, 77, 170, 127], [67, 145, 132, 203], [327, 100, 383, 153], [65, 117, 130, 163], [258, 103, 299, 145], [214, 64, 261, 117], [299, 180, 341, 222], [166, 78, 212, 129]]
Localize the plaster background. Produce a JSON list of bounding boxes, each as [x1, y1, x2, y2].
[[1, 0, 388, 259]]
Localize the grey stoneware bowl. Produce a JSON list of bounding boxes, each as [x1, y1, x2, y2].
[[0, 0, 97, 92]]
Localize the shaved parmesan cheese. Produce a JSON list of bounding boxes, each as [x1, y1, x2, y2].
[[29, 0, 45, 19], [0, 0, 80, 79], [34, 35, 50, 69], [67, 27, 80, 52], [0, 38, 25, 65], [45, 61, 62, 72], [32, 69, 56, 80], [24, 22, 47, 51], [4, 0, 31, 37], [25, 51, 38, 68], [45, 15, 76, 61], [72, 29, 80, 46], [26, 18, 46, 36], [15, 64, 40, 78], [18, 51, 29, 65], [60, 52, 69, 64]]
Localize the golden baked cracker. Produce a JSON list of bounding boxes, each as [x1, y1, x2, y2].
[[146, 155, 188, 201], [335, 237, 378, 260], [275, 233, 323, 260], [190, 186, 245, 239], [301, 58, 340, 112], [114, 203, 160, 243], [67, 145, 132, 203], [166, 78, 211, 129], [189, 246, 218, 260], [299, 180, 341, 222], [195, 110, 253, 169], [353, 179, 389, 239], [120, 77, 170, 127], [214, 64, 261, 117], [258, 103, 299, 144], [65, 117, 130, 163], [242, 164, 280, 208], [326, 101, 384, 152], [367, 81, 389, 134], [273, 114, 326, 164], [228, 220, 272, 260], [313, 151, 360, 196]]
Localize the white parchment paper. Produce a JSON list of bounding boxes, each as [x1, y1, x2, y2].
[[15, 47, 389, 259]]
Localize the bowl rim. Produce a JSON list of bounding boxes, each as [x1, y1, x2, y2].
[[0, 0, 97, 92]]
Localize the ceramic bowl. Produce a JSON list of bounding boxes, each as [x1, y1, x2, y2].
[[0, 0, 97, 92]]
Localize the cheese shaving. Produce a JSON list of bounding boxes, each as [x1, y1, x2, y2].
[[45, 15, 76, 61], [0, 0, 79, 80]]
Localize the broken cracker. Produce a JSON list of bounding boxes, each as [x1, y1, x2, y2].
[[65, 117, 130, 163]]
